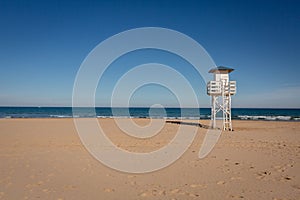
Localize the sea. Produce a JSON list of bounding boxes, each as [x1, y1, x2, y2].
[[0, 107, 300, 121]]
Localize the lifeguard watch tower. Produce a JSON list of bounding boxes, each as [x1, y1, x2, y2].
[[207, 66, 236, 131]]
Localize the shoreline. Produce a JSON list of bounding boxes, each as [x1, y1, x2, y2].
[[1, 117, 300, 122]]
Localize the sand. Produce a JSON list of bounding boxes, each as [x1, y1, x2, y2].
[[0, 118, 299, 200]]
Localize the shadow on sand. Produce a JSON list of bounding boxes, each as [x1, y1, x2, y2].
[[166, 120, 213, 129]]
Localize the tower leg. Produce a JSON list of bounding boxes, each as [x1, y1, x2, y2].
[[223, 95, 233, 131], [211, 96, 216, 129]]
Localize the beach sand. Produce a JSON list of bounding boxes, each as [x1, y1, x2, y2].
[[0, 118, 299, 200]]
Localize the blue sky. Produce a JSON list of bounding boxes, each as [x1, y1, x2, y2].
[[0, 0, 299, 108]]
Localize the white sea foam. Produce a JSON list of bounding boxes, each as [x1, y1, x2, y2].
[[50, 115, 72, 118], [237, 115, 292, 121]]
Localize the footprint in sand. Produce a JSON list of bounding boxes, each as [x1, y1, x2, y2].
[[170, 188, 180, 194], [103, 188, 115, 193], [42, 188, 50, 193], [130, 181, 136, 185], [64, 185, 76, 190], [37, 181, 44, 186], [169, 188, 190, 196], [139, 189, 166, 197], [230, 177, 242, 181], [228, 194, 245, 199], [158, 190, 166, 196], [190, 184, 207, 188], [256, 171, 271, 180], [280, 176, 292, 181], [139, 192, 148, 197], [188, 193, 200, 197], [217, 180, 226, 185], [273, 165, 286, 173]]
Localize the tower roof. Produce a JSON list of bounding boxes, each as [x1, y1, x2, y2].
[[209, 66, 234, 73]]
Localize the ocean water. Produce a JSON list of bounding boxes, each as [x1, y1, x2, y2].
[[0, 107, 300, 121]]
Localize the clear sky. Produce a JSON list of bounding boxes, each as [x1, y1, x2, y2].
[[0, 0, 299, 108]]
